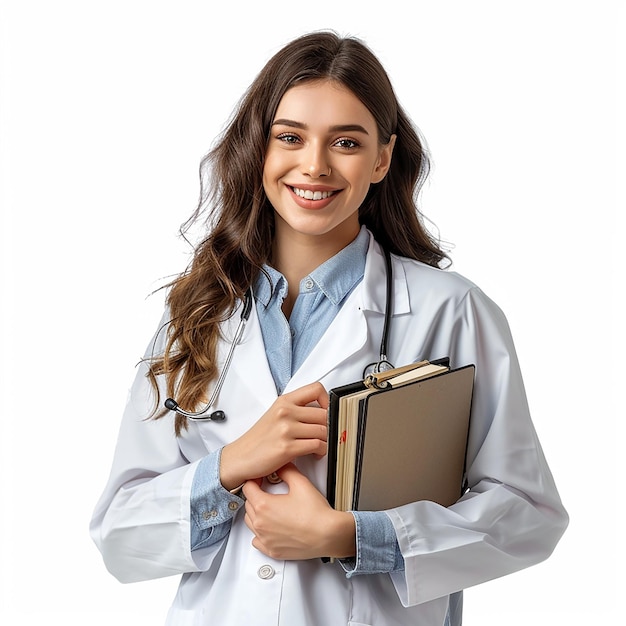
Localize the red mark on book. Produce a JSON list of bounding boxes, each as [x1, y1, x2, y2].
[[339, 430, 347, 444]]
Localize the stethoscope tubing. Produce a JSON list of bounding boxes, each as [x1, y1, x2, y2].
[[165, 248, 394, 421], [364, 246, 394, 376], [164, 290, 253, 421]]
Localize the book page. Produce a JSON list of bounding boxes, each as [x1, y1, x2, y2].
[[335, 387, 373, 511], [387, 363, 448, 387]]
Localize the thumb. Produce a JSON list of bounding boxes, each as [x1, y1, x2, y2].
[[276, 462, 305, 486], [242, 477, 263, 501]]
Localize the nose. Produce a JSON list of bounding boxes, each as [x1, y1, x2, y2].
[[302, 142, 331, 178]]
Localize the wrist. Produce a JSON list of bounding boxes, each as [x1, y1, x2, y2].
[[325, 511, 356, 559], [219, 444, 248, 492]]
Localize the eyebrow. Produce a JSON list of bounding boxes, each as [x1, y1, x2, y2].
[[272, 118, 370, 135]]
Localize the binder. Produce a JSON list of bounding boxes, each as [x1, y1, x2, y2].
[[326, 359, 475, 512]]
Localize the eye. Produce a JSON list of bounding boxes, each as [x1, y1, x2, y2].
[[334, 138, 360, 150], [276, 133, 301, 145]]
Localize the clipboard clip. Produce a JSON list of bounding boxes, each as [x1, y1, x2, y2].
[[364, 360, 430, 389]]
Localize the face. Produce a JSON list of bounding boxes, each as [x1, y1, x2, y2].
[[263, 80, 395, 249]]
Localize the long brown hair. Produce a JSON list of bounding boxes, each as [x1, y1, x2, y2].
[[148, 31, 449, 434]]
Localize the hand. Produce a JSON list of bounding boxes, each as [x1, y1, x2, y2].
[[220, 382, 329, 490], [242, 463, 356, 561]]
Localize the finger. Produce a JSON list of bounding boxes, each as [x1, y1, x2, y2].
[[244, 511, 259, 537], [290, 420, 328, 442], [251, 535, 269, 556], [288, 438, 327, 459], [271, 403, 326, 430], [286, 382, 329, 410], [292, 405, 328, 426], [276, 462, 306, 486], [244, 498, 259, 528], [315, 387, 329, 410], [244, 510, 253, 530], [242, 478, 263, 503]]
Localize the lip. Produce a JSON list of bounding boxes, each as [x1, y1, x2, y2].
[[286, 184, 342, 210], [288, 183, 338, 192]]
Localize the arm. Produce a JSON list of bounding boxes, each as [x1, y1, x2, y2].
[[241, 287, 567, 593], [386, 287, 569, 606], [91, 319, 332, 581], [89, 315, 231, 583], [89, 359, 229, 582]]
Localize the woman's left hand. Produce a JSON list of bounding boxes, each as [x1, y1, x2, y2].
[[242, 463, 356, 561]]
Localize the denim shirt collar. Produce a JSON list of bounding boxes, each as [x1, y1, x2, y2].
[[254, 226, 369, 307]]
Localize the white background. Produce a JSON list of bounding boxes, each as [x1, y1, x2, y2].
[[0, 0, 622, 623]]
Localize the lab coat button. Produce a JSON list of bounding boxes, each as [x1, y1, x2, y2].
[[257, 565, 275, 580]]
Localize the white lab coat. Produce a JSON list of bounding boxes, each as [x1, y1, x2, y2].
[[90, 233, 568, 626]]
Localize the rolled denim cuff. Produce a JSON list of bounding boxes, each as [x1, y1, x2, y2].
[[190, 448, 244, 551], [339, 510, 405, 576]]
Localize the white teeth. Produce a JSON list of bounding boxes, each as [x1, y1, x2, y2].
[[292, 187, 333, 200]]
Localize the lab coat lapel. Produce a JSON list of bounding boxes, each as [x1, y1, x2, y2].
[[285, 235, 410, 392], [221, 234, 411, 400], [284, 290, 369, 392], [220, 301, 277, 408]]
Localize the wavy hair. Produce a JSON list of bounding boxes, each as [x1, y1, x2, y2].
[[148, 31, 449, 434]]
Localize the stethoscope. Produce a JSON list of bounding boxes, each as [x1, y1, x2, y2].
[[164, 248, 395, 422]]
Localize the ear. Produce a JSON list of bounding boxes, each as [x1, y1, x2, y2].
[[370, 134, 397, 184]]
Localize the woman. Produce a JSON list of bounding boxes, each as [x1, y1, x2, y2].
[[90, 31, 568, 625]]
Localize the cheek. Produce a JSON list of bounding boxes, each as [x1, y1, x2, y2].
[[348, 161, 378, 195], [262, 156, 285, 209], [263, 151, 285, 193], [262, 157, 278, 194], [261, 156, 273, 183]]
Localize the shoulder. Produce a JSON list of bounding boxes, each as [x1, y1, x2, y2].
[[364, 233, 505, 321], [395, 253, 511, 324], [394, 253, 480, 300]]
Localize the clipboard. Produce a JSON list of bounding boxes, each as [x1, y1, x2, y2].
[[327, 359, 475, 512]]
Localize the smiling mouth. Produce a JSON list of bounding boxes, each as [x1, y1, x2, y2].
[[290, 186, 338, 200]]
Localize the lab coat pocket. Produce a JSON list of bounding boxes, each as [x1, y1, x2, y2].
[[165, 607, 203, 626], [348, 574, 449, 625]]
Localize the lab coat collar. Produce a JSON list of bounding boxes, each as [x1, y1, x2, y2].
[[359, 233, 410, 316], [221, 231, 411, 401], [285, 232, 411, 390]]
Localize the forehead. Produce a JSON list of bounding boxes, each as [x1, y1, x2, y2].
[[274, 80, 377, 130]]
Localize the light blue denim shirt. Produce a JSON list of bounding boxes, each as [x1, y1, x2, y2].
[[189, 227, 404, 575]]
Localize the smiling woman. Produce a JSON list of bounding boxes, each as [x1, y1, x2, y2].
[[263, 81, 396, 296], [90, 30, 568, 626]]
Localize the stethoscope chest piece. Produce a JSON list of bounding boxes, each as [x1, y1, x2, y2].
[[165, 247, 395, 424], [164, 290, 253, 422]]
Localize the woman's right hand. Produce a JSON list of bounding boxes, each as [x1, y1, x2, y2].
[[219, 382, 329, 491]]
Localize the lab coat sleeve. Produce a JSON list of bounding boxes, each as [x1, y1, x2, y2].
[[386, 286, 569, 606], [89, 314, 229, 583]]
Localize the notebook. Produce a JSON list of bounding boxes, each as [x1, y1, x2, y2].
[[327, 360, 475, 512]]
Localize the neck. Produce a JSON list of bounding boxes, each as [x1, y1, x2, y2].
[[272, 220, 360, 317]]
